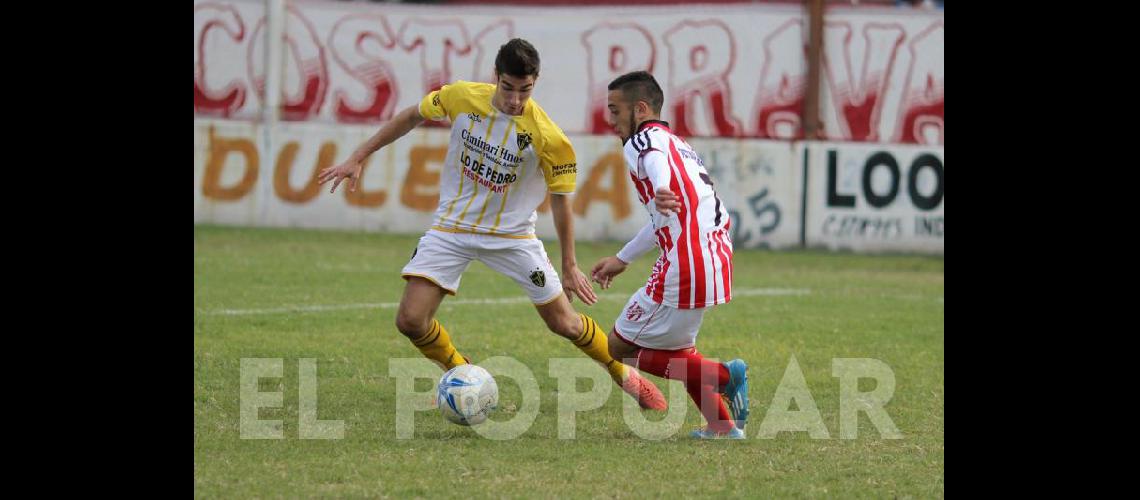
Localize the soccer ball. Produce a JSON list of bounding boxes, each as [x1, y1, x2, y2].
[[437, 364, 498, 426]]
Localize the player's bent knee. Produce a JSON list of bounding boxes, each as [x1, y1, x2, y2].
[[608, 332, 638, 362], [394, 311, 429, 339], [563, 317, 584, 339], [542, 312, 580, 340], [608, 342, 622, 361]]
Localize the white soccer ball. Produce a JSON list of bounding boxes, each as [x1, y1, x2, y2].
[[437, 364, 498, 426]]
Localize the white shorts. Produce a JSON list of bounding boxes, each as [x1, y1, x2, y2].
[[613, 289, 708, 350], [401, 229, 563, 305]]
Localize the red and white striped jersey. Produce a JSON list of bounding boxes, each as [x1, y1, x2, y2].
[[616, 120, 733, 309]]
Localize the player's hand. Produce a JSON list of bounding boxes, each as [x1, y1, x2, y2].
[[590, 256, 628, 290], [654, 186, 681, 215], [562, 265, 598, 305], [318, 158, 364, 194]]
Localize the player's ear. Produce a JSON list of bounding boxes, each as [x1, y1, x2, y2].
[[635, 100, 648, 117]]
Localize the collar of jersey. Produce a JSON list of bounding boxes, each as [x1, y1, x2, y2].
[[636, 119, 672, 134]]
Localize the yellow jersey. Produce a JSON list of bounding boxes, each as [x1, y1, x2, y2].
[[418, 81, 577, 238]]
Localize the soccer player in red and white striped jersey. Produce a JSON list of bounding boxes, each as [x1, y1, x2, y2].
[[591, 71, 750, 439]]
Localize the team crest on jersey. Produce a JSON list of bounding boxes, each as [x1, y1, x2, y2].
[[529, 268, 545, 287], [432, 94, 440, 107], [625, 302, 646, 322], [517, 131, 533, 151]]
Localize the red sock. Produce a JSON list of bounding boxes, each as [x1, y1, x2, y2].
[[686, 382, 735, 433], [632, 348, 734, 433], [634, 348, 729, 390]]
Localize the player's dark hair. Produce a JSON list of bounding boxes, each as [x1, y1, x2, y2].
[[495, 38, 540, 78], [607, 70, 663, 114]]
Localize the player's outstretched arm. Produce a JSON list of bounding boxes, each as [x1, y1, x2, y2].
[[318, 105, 426, 193], [592, 221, 654, 288], [590, 257, 627, 290], [550, 193, 598, 305]]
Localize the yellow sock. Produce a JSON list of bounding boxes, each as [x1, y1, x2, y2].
[[411, 319, 467, 369], [572, 314, 628, 384]]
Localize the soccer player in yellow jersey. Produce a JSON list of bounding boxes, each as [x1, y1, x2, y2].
[[319, 39, 665, 410]]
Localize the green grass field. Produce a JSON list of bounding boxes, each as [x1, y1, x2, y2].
[[194, 225, 944, 497]]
